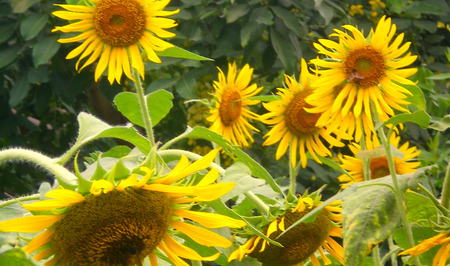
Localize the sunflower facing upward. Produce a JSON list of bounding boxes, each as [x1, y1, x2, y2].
[[207, 62, 263, 147], [229, 193, 344, 266], [0, 150, 246, 266], [261, 59, 344, 168], [307, 16, 417, 141], [52, 0, 179, 84], [338, 132, 421, 186]]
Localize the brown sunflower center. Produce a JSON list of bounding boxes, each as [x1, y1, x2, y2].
[[51, 189, 173, 265], [285, 90, 320, 136], [250, 207, 332, 266], [93, 0, 146, 47], [219, 88, 242, 126], [369, 156, 391, 179], [343, 46, 385, 88]]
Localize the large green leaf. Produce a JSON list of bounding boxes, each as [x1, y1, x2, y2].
[[404, 85, 426, 110], [405, 191, 438, 227], [56, 112, 150, 164], [9, 76, 31, 107], [113, 90, 174, 128], [271, 6, 303, 38], [269, 27, 296, 74], [20, 13, 48, 41], [10, 0, 39, 13], [429, 114, 450, 131], [376, 110, 431, 130], [156, 46, 212, 61], [341, 173, 422, 265], [170, 126, 284, 196], [221, 162, 267, 201], [0, 248, 35, 266], [0, 23, 15, 43], [32, 36, 60, 67], [0, 45, 20, 69]]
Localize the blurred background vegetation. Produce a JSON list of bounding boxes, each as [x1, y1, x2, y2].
[[0, 0, 448, 199]]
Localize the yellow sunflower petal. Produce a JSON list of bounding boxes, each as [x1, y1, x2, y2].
[[23, 228, 55, 253], [170, 220, 231, 248], [173, 209, 246, 229], [0, 215, 64, 233], [163, 234, 220, 261]]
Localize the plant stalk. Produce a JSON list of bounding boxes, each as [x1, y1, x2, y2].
[[441, 160, 450, 210], [0, 194, 40, 208]]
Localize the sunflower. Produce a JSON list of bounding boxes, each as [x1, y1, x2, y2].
[[0, 149, 246, 265], [207, 62, 263, 147], [307, 16, 417, 142], [229, 193, 344, 266], [399, 232, 450, 266], [338, 133, 421, 186], [260, 59, 344, 168], [52, 0, 179, 84]]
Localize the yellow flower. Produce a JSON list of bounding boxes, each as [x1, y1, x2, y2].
[[229, 193, 344, 266], [52, 0, 179, 84], [399, 232, 450, 266], [261, 59, 344, 168], [0, 149, 246, 266], [338, 133, 421, 186], [349, 5, 364, 16], [207, 62, 263, 147], [308, 16, 417, 142], [369, 0, 386, 10]]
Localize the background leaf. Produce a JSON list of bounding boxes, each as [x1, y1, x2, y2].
[[20, 13, 48, 41], [32, 36, 60, 67], [377, 110, 431, 130], [156, 46, 213, 61]]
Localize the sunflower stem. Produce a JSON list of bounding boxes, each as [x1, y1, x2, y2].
[[0, 194, 40, 208], [388, 235, 399, 266], [372, 112, 421, 266], [191, 261, 202, 266], [0, 148, 77, 189], [372, 245, 382, 266], [132, 68, 156, 167], [244, 191, 270, 216], [287, 146, 298, 202], [359, 120, 371, 181], [441, 160, 450, 210]]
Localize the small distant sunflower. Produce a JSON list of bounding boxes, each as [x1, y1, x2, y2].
[[52, 0, 179, 84], [308, 16, 417, 142], [0, 150, 246, 265], [207, 62, 263, 147], [399, 232, 450, 266], [338, 133, 421, 186], [261, 59, 343, 168], [229, 193, 344, 266]]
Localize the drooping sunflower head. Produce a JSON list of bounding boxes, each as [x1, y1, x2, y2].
[[207, 62, 263, 147], [338, 132, 421, 186], [0, 149, 247, 265], [52, 0, 179, 84], [229, 193, 344, 266], [308, 16, 417, 142], [261, 58, 344, 168]]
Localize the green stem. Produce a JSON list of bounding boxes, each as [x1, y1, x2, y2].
[[132, 68, 156, 167], [0, 194, 40, 208], [372, 245, 382, 266], [359, 117, 371, 181], [244, 191, 270, 216], [287, 145, 298, 202], [373, 112, 421, 266], [0, 148, 77, 189], [388, 235, 399, 266], [191, 261, 202, 266], [441, 160, 450, 210]]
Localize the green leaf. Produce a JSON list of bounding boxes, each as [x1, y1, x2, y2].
[[0, 23, 15, 43], [221, 163, 267, 201], [226, 4, 250, 23], [0, 248, 35, 266], [404, 1, 444, 15], [9, 76, 31, 107], [386, 0, 403, 13], [429, 114, 450, 131], [32, 36, 60, 67], [176, 126, 284, 196], [271, 6, 303, 37], [56, 113, 150, 164], [20, 13, 48, 41], [10, 0, 39, 13], [114, 90, 174, 128], [376, 110, 431, 130], [314, 0, 335, 24], [393, 225, 437, 266], [405, 191, 438, 227], [426, 73, 450, 80], [404, 85, 426, 110], [240, 22, 263, 47], [0, 45, 20, 69], [156, 46, 212, 61], [251, 7, 273, 25], [270, 28, 296, 74], [341, 173, 421, 265]]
